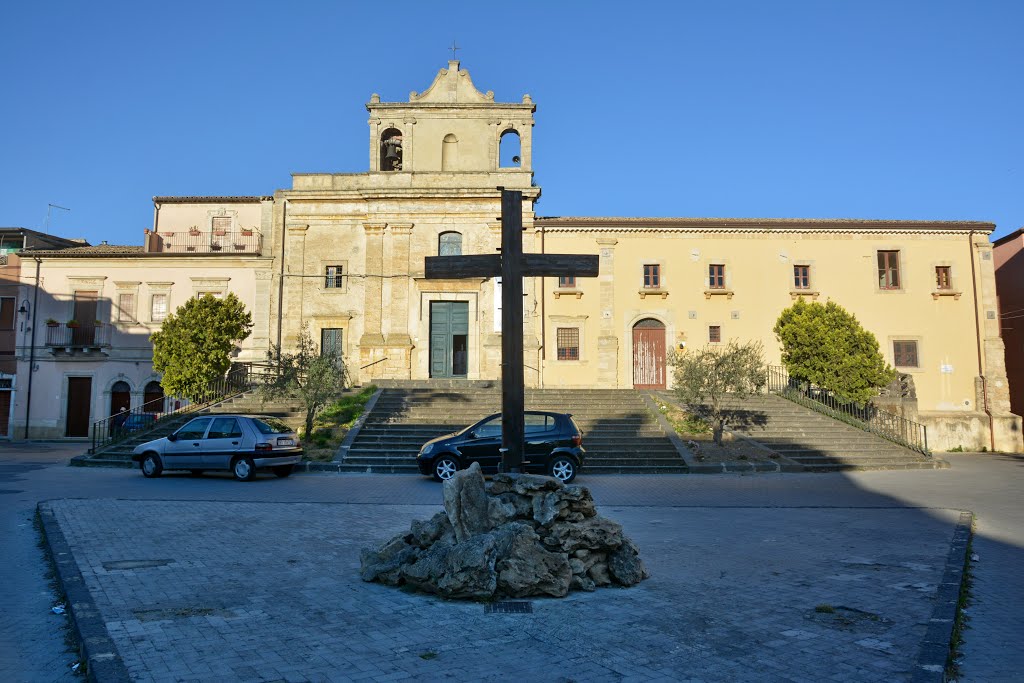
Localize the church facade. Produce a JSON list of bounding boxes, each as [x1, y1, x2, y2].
[[13, 61, 1021, 453]]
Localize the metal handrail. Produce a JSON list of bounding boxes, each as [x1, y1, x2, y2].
[[89, 363, 257, 454], [766, 365, 930, 455], [360, 357, 389, 371]]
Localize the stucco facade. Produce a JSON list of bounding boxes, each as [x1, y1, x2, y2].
[[14, 61, 1022, 452], [994, 227, 1024, 419]]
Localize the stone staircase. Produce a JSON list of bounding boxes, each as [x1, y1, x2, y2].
[[666, 392, 946, 472], [341, 380, 687, 475], [75, 391, 306, 468]]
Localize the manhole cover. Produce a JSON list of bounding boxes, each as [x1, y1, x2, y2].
[[484, 601, 533, 614], [103, 559, 174, 571]]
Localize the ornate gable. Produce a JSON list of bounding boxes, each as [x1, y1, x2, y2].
[[409, 61, 494, 104]]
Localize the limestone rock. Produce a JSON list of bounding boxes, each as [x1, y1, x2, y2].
[[443, 462, 491, 542], [608, 537, 650, 586], [543, 516, 624, 553], [360, 471, 647, 599]]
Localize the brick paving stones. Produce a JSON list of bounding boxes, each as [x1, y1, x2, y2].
[[42, 498, 962, 682]]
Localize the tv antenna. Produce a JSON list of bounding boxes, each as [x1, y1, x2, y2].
[[44, 203, 70, 233]]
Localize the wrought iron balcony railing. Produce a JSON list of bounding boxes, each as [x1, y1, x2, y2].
[[155, 229, 262, 254], [45, 322, 112, 348]]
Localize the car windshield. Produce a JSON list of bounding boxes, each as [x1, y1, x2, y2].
[[252, 418, 292, 435]]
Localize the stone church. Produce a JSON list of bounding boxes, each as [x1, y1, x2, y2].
[[15, 61, 1021, 452]]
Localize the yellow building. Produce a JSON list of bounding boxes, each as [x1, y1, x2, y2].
[[63, 61, 1019, 453]]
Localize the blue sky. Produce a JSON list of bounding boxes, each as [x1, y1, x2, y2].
[[1, 1, 1021, 245]]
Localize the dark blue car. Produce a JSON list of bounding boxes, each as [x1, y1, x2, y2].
[[416, 411, 585, 483]]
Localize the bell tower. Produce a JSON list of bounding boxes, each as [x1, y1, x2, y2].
[[366, 61, 535, 181]]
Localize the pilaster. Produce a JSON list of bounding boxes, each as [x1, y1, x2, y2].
[[596, 237, 619, 387]]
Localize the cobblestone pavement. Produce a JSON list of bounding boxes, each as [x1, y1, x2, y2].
[[44, 497, 961, 682], [3, 444, 1022, 681]]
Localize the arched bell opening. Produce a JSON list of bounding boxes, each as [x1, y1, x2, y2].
[[380, 128, 403, 171], [499, 129, 521, 168]]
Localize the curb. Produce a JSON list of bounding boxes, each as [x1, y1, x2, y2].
[[911, 510, 973, 682], [37, 502, 132, 683]]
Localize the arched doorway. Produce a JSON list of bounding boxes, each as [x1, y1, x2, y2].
[[632, 318, 666, 389], [110, 381, 131, 417], [143, 381, 164, 413]]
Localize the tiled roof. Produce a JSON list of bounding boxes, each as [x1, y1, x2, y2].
[[25, 245, 145, 256], [534, 217, 995, 231]]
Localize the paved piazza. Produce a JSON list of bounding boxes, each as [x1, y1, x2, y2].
[[4, 445, 1023, 682], [43, 497, 961, 682]]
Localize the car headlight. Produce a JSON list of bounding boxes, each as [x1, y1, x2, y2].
[[419, 443, 433, 457]]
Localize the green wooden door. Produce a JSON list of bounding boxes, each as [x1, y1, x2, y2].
[[430, 302, 469, 378]]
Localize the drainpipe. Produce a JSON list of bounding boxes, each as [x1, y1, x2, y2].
[[968, 230, 996, 451], [23, 256, 41, 439], [539, 222, 545, 388]]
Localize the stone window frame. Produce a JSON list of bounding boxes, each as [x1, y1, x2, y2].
[[206, 208, 238, 233], [789, 260, 820, 300], [891, 337, 923, 371], [322, 262, 348, 293], [66, 276, 108, 323], [114, 281, 141, 324], [146, 282, 173, 324], [550, 314, 588, 364], [190, 277, 230, 300], [703, 258, 734, 299], [708, 324, 723, 344], [877, 249, 902, 290]]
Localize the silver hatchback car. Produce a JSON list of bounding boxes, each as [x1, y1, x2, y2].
[[131, 414, 303, 481]]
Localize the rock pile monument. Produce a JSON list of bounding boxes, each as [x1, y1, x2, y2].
[[360, 463, 648, 599]]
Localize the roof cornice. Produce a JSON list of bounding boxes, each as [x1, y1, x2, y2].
[[534, 217, 995, 233]]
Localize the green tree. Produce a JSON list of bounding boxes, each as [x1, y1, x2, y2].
[[670, 340, 767, 446], [773, 299, 896, 404], [259, 323, 348, 437], [151, 293, 253, 401]]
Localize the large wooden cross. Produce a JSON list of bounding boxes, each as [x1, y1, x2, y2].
[[424, 188, 599, 473]]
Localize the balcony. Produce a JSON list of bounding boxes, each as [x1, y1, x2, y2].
[[45, 323, 112, 354], [152, 229, 262, 254]]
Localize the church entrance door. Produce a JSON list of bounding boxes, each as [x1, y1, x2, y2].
[[429, 301, 469, 378], [632, 318, 666, 389]]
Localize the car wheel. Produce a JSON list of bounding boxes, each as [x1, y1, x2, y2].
[[432, 455, 460, 482], [232, 456, 256, 482], [189, 469, 204, 477], [273, 465, 293, 478], [140, 452, 162, 478], [548, 455, 577, 483]]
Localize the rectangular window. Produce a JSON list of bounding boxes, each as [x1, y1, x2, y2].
[[709, 325, 721, 343], [793, 265, 810, 290], [196, 291, 223, 299], [321, 328, 342, 357], [709, 264, 725, 289], [151, 294, 168, 322], [878, 251, 901, 289], [325, 265, 344, 289], [894, 340, 919, 368], [556, 327, 579, 360], [643, 264, 661, 288], [117, 293, 136, 322], [935, 266, 952, 290], [0, 297, 14, 331], [558, 275, 576, 288], [211, 216, 232, 233]]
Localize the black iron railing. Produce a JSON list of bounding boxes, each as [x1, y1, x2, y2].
[[89, 363, 257, 454], [45, 322, 111, 348], [156, 229, 262, 254], [766, 365, 930, 455]]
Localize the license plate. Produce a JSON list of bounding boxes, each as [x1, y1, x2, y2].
[[277, 437, 294, 446]]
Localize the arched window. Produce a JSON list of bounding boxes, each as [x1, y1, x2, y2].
[[110, 381, 131, 416], [500, 129, 521, 168], [143, 381, 164, 413], [439, 231, 462, 257], [441, 133, 458, 171], [380, 128, 403, 171]]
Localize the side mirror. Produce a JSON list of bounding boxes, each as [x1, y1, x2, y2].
[[167, 433, 178, 442]]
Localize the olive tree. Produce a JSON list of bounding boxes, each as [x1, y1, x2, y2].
[[773, 299, 896, 404], [670, 339, 767, 445], [259, 323, 348, 437], [150, 293, 253, 401]]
